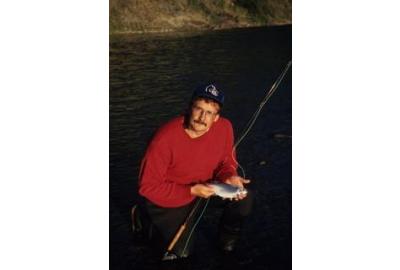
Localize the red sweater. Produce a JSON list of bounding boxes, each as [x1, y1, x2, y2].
[[138, 116, 238, 207]]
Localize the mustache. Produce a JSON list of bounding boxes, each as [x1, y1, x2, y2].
[[193, 120, 207, 126]]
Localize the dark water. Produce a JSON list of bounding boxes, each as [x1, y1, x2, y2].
[[110, 25, 292, 270]]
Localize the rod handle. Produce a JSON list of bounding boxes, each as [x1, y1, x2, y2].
[[167, 224, 186, 251]]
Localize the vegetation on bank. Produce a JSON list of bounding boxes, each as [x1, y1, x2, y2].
[[110, 0, 291, 34]]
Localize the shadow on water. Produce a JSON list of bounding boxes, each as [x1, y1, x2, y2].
[[110, 25, 292, 270]]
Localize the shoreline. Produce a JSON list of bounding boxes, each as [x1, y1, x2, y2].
[[110, 23, 291, 36]]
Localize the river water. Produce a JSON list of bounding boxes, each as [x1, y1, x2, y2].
[[110, 25, 292, 270]]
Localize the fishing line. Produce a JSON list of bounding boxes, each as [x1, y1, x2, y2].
[[163, 197, 204, 260], [232, 60, 292, 178], [181, 197, 210, 256], [169, 60, 292, 258]]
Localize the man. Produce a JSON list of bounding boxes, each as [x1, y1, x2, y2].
[[137, 83, 253, 260]]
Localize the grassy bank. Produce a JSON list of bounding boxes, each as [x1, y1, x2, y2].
[[110, 0, 291, 34]]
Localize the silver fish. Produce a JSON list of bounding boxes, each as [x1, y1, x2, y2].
[[207, 182, 247, 199]]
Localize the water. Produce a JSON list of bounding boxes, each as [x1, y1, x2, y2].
[[110, 25, 292, 270]]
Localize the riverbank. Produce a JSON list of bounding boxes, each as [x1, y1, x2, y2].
[[110, 23, 291, 36], [110, 0, 291, 34]]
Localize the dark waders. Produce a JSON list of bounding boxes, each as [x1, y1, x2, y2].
[[132, 190, 253, 261]]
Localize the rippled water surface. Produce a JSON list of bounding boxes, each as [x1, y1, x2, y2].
[[110, 25, 292, 270]]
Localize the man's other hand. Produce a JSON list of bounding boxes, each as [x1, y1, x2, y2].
[[224, 176, 250, 201], [224, 175, 250, 189]]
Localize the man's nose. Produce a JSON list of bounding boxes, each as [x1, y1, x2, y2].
[[199, 111, 206, 121]]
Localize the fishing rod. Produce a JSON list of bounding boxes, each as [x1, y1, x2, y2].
[[163, 198, 208, 260], [163, 60, 292, 259], [235, 60, 292, 150], [234, 60, 292, 178], [162, 197, 208, 260]]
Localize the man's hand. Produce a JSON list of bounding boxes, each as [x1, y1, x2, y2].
[[190, 183, 215, 198], [224, 175, 251, 201], [224, 175, 250, 189]]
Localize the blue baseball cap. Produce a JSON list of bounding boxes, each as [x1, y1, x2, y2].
[[192, 83, 225, 106]]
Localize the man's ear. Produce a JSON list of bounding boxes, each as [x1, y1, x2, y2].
[[213, 114, 220, 122]]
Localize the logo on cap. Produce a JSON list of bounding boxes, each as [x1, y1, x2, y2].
[[205, 85, 219, 97]]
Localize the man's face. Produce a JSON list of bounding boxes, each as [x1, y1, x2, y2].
[[188, 99, 220, 135]]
